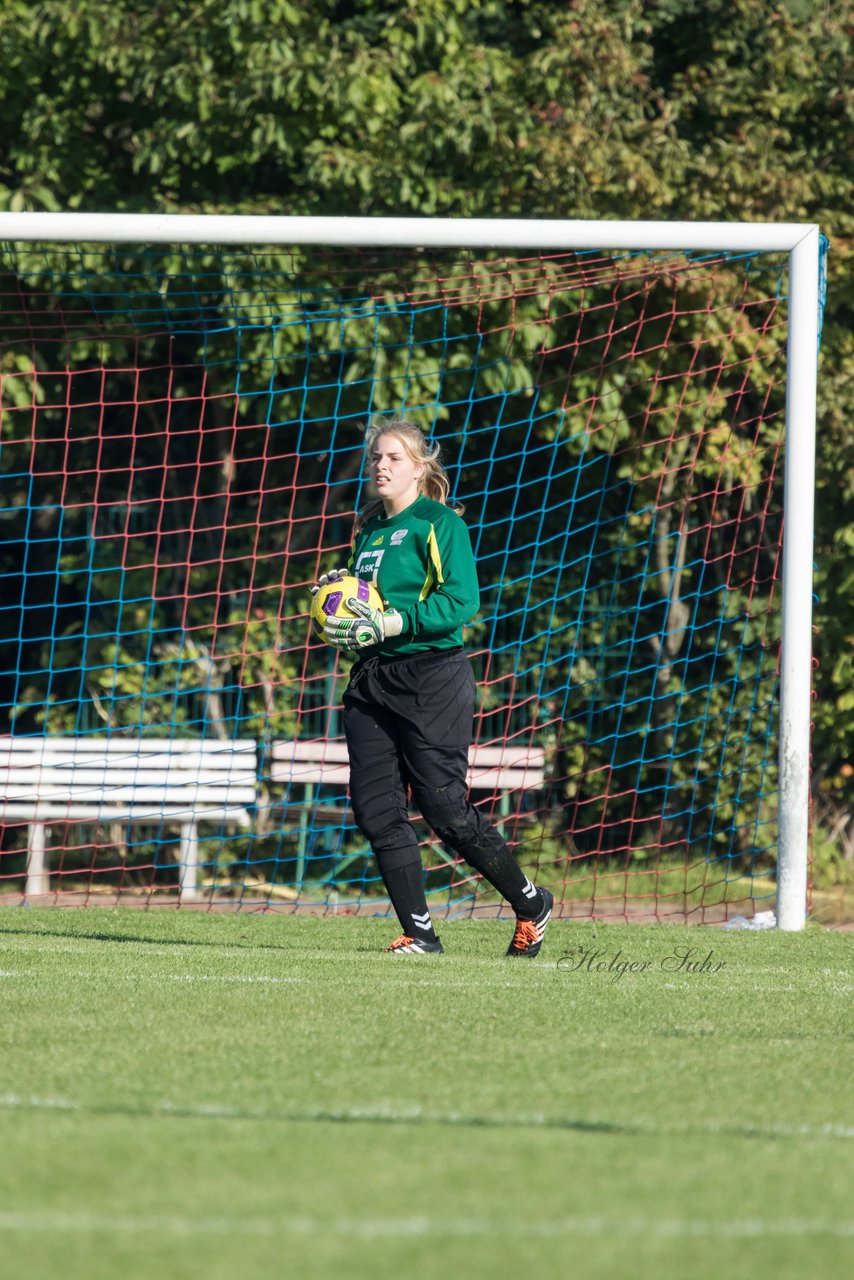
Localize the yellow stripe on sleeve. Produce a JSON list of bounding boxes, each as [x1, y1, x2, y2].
[[418, 525, 445, 601], [427, 526, 444, 583]]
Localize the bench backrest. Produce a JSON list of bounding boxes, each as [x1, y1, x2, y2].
[[270, 740, 545, 791], [0, 738, 257, 810]]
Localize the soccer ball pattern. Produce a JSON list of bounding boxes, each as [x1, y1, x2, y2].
[[310, 575, 383, 640]]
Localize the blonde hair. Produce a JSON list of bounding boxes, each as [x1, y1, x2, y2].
[[354, 415, 462, 533]]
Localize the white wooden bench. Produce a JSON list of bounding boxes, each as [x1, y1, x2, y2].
[[0, 737, 257, 901], [270, 739, 545, 882]]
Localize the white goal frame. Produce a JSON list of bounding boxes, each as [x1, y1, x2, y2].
[[0, 213, 819, 930]]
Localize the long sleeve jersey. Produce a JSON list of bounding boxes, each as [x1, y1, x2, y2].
[[347, 495, 480, 659]]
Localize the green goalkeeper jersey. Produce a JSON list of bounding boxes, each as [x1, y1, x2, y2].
[[347, 495, 480, 659]]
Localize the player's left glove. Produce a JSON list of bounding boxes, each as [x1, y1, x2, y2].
[[309, 567, 347, 600], [323, 597, 404, 651]]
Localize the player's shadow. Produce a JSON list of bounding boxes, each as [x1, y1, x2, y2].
[[2, 1093, 827, 1144], [0, 922, 291, 952]]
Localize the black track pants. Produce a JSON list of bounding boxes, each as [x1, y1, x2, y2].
[[342, 647, 537, 915]]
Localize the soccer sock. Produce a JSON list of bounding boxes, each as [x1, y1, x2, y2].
[[379, 858, 439, 942], [467, 842, 542, 918], [426, 804, 542, 918]]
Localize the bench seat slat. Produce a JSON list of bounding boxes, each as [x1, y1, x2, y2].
[[1, 768, 256, 787], [0, 754, 255, 772], [1, 803, 252, 824], [1, 786, 256, 805], [272, 767, 543, 789], [269, 740, 544, 791], [273, 764, 351, 785], [0, 738, 255, 754], [271, 741, 544, 768]]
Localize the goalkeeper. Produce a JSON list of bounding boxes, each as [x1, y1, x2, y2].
[[312, 415, 553, 957]]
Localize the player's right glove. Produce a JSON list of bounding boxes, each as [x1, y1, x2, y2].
[[323, 598, 403, 651]]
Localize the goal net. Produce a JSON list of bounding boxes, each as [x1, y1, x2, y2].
[[0, 219, 818, 924]]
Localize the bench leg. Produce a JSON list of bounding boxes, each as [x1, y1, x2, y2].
[[296, 782, 314, 888], [179, 821, 200, 901], [26, 824, 49, 898], [498, 791, 511, 838]]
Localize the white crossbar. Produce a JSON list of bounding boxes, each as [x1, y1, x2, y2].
[[0, 212, 816, 253]]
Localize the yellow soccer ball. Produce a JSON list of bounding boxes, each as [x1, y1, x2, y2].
[[310, 575, 383, 641]]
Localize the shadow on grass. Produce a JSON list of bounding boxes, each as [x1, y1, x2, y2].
[[0, 922, 293, 953], [2, 1093, 849, 1143]]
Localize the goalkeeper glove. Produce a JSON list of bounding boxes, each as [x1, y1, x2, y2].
[[310, 567, 347, 599], [323, 597, 404, 651]]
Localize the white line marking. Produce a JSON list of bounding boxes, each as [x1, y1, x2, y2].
[[0, 1209, 850, 1240], [2, 945, 851, 999], [0, 969, 306, 985], [0, 967, 530, 991], [3, 967, 850, 998], [0, 1093, 851, 1140]]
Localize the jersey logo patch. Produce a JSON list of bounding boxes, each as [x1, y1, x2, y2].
[[355, 549, 384, 582], [372, 535, 385, 547], [390, 529, 409, 546]]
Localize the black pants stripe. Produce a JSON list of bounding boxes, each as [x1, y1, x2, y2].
[[343, 647, 535, 916]]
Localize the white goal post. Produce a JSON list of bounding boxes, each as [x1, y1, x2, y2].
[[0, 213, 819, 930]]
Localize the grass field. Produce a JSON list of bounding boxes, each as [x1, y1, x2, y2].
[[0, 908, 851, 1280]]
